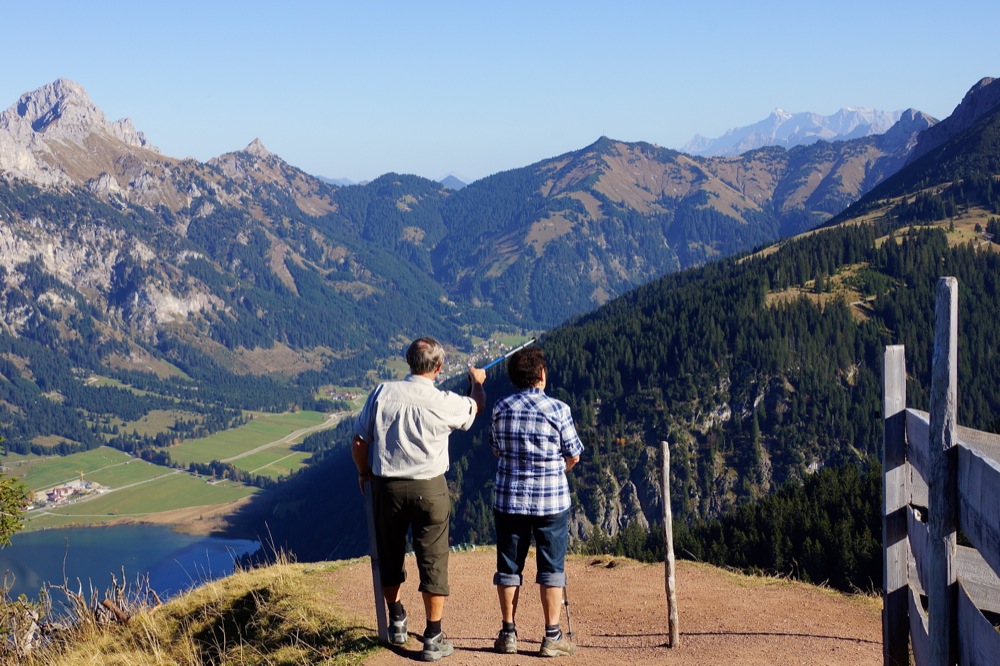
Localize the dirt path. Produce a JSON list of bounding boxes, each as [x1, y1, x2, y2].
[[325, 549, 883, 665]]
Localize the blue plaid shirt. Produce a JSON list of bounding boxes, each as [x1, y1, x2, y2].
[[490, 388, 584, 516]]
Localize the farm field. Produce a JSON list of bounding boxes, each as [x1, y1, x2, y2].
[[7, 410, 344, 532], [6, 447, 138, 493], [167, 410, 339, 474], [236, 449, 311, 479], [23, 472, 255, 530]]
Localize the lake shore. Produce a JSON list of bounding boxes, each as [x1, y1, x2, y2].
[[20, 495, 261, 539]]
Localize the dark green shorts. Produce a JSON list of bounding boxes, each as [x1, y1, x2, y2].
[[372, 475, 451, 596]]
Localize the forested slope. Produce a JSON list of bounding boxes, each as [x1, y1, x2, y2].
[[249, 204, 1000, 594]]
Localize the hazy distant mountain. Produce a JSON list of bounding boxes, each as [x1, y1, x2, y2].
[[682, 107, 907, 157], [439, 175, 467, 190], [316, 175, 355, 186], [317, 174, 466, 189]]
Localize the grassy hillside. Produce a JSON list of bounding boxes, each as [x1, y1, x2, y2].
[[7, 557, 376, 665]]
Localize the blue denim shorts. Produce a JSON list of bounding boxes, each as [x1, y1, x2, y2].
[[493, 508, 570, 588]]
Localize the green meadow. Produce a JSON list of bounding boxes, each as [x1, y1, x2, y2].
[[167, 410, 332, 472], [235, 450, 312, 479], [23, 473, 255, 530], [8, 410, 343, 531], [8, 447, 138, 493]]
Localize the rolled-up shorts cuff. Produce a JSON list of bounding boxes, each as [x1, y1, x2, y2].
[[537, 571, 566, 587], [493, 572, 523, 586]]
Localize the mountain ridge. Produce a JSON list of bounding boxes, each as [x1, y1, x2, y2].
[[681, 106, 908, 157], [0, 77, 991, 458], [246, 75, 1000, 569]]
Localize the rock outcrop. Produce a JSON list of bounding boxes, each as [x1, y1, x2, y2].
[[0, 78, 156, 187]]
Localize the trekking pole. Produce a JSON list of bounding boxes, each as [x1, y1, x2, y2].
[[563, 582, 574, 640], [482, 337, 537, 371], [363, 480, 389, 643], [442, 337, 537, 385]]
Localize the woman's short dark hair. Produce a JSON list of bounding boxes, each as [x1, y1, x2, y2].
[[508, 346, 545, 389], [406, 337, 445, 375]]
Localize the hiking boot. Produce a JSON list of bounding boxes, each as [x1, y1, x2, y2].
[[539, 634, 577, 657], [389, 611, 407, 645], [421, 632, 454, 662], [494, 629, 517, 654]]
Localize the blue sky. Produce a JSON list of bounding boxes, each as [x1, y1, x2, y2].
[[4, 1, 997, 183]]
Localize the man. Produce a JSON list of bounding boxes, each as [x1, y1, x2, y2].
[[352, 337, 486, 662], [490, 346, 583, 657]]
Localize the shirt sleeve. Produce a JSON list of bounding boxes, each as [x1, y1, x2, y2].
[[489, 403, 501, 455], [353, 384, 382, 443], [438, 390, 478, 432], [556, 404, 584, 458]]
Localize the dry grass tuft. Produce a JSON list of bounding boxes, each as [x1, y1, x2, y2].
[[3, 554, 380, 666]]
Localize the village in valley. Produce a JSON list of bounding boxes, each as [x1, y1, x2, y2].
[[27, 477, 109, 512]]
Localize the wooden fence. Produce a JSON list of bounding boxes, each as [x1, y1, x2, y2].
[[883, 277, 1000, 665]]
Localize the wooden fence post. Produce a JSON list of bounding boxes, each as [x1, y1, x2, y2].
[[661, 440, 680, 647], [928, 277, 958, 666], [364, 480, 389, 643], [883, 344, 909, 665]]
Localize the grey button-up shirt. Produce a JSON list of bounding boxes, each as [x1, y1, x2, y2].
[[354, 375, 478, 480]]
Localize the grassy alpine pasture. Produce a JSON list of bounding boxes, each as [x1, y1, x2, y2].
[[121, 408, 203, 438], [166, 410, 331, 472], [9, 410, 341, 531], [234, 449, 311, 479], [8, 447, 138, 493]]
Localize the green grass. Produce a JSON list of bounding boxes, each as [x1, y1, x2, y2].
[[23, 473, 256, 530], [168, 411, 330, 467], [0, 450, 43, 463], [12, 410, 343, 532], [11, 447, 137, 492], [496, 333, 535, 347], [125, 408, 202, 438], [238, 450, 312, 479], [84, 459, 170, 488]]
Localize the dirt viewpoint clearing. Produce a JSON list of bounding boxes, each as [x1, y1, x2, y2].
[[325, 549, 882, 666]]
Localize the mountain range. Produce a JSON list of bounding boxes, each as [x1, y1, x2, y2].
[[4, 75, 1000, 586], [253, 76, 1000, 573], [0, 75, 995, 464], [681, 106, 906, 157]]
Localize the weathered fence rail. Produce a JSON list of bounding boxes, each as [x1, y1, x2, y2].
[[883, 277, 1000, 665]]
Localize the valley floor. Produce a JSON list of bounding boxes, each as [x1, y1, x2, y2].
[[326, 549, 883, 666]]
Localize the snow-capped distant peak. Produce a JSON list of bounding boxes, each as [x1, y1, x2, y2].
[[682, 107, 904, 157]]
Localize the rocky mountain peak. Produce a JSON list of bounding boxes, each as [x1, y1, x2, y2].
[[0, 78, 157, 187], [907, 76, 1000, 164], [244, 138, 272, 159], [3, 78, 151, 149], [878, 108, 937, 148]]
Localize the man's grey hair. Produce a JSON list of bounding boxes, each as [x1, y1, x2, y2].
[[406, 337, 445, 375]]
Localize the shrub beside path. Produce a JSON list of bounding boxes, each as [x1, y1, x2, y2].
[[324, 549, 882, 665]]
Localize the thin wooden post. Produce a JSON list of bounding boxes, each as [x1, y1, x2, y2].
[[883, 344, 909, 665], [661, 441, 680, 647], [928, 277, 958, 666], [363, 480, 389, 643]]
